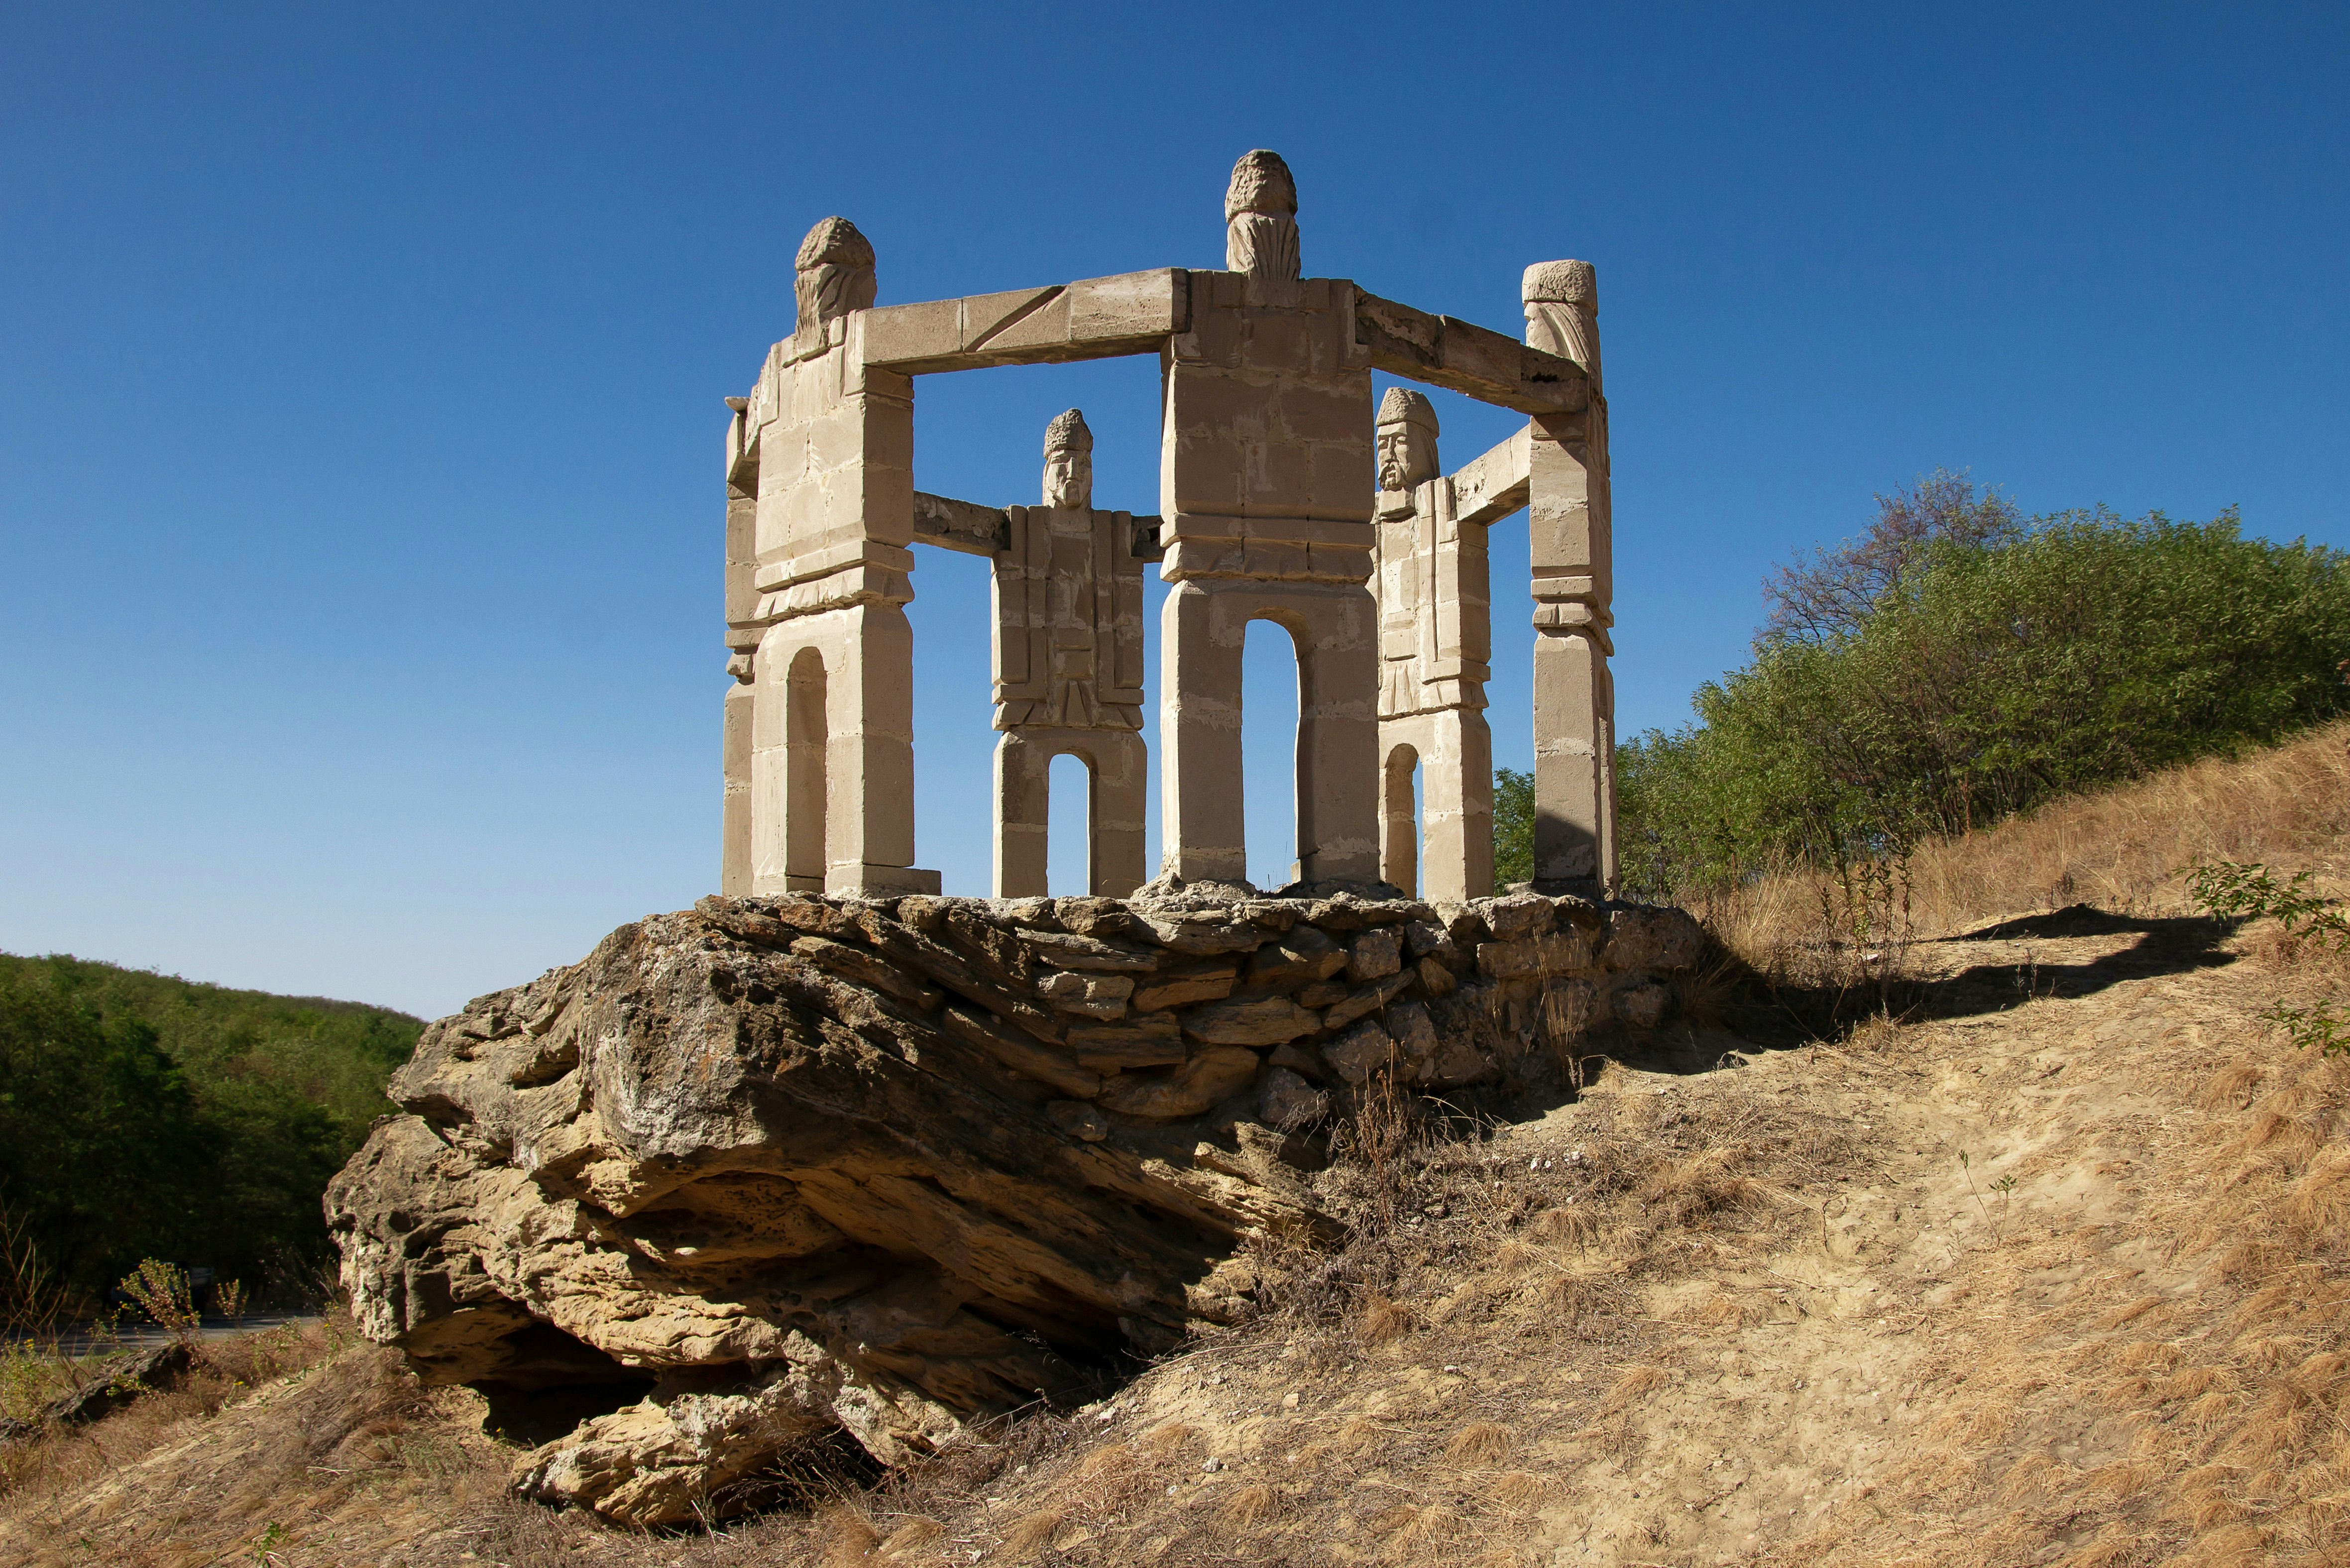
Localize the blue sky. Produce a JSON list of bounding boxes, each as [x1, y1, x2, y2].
[[3, 3, 2345, 1017]]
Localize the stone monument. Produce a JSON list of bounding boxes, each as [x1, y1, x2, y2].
[[1372, 387, 1495, 901], [989, 410, 1150, 897], [719, 152, 1607, 906]]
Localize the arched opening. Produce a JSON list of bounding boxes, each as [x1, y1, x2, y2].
[[1382, 743, 1423, 897], [1240, 618, 1304, 891], [1046, 752, 1093, 896], [784, 647, 827, 892]]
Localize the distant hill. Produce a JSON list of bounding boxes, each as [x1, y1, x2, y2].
[[0, 952, 424, 1301]]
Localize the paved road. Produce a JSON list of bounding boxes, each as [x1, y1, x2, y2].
[[8, 1313, 322, 1358]]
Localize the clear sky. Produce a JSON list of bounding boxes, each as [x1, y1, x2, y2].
[[3, 3, 2345, 1017]]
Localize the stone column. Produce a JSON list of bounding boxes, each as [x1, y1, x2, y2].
[[1523, 261, 1615, 893], [1157, 151, 1380, 890], [735, 218, 939, 897], [989, 410, 1149, 898]]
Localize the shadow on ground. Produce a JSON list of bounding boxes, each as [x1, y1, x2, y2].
[[1590, 903, 2239, 1082]]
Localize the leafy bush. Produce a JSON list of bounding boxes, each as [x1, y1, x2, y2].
[[0, 955, 421, 1300], [1493, 768, 1534, 889], [1613, 479, 2350, 897]]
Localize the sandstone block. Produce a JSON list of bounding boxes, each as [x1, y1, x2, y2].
[[793, 936, 943, 1011], [1386, 1001, 1439, 1077], [1416, 956, 1457, 997], [1346, 927, 1403, 982], [1321, 1021, 1395, 1085], [1180, 995, 1322, 1047], [1037, 971, 1135, 1019], [1046, 1101, 1110, 1141], [1603, 905, 1706, 972], [1097, 1046, 1261, 1120], [1402, 919, 1458, 963], [1066, 1013, 1186, 1070], [1247, 925, 1347, 990], [939, 1005, 1100, 1100], [1257, 1068, 1328, 1129], [1018, 931, 1161, 972], [1295, 978, 1351, 1008], [1265, 1041, 1327, 1082], [1424, 1030, 1493, 1088], [1616, 979, 1671, 1029], [1320, 970, 1415, 1031], [1482, 893, 1557, 941], [1129, 962, 1240, 1012], [1139, 914, 1267, 955]]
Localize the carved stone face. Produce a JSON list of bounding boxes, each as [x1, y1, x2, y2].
[[1043, 448, 1093, 511], [1377, 425, 1438, 492]]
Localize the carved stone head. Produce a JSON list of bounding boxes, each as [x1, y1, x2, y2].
[[1375, 386, 1441, 493], [1522, 259, 1600, 389], [1042, 408, 1094, 510], [1224, 150, 1300, 284], [793, 217, 878, 336]]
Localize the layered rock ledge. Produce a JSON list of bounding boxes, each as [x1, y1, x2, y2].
[[325, 885, 1702, 1525]]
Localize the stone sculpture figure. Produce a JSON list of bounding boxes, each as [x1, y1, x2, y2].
[[1158, 154, 1381, 889], [991, 410, 1149, 897], [1224, 149, 1301, 286], [719, 215, 938, 898], [1521, 260, 1615, 891], [1372, 388, 1494, 900]]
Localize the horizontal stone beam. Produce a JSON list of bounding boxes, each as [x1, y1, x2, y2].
[[1353, 292, 1589, 416], [859, 270, 1190, 376], [911, 492, 1165, 561], [1451, 427, 1532, 527], [911, 492, 1007, 556]]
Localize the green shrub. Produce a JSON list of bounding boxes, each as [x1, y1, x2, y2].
[[1611, 482, 2350, 898]]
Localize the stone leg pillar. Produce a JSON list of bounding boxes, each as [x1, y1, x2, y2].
[[752, 604, 934, 898], [1380, 734, 1422, 897], [1158, 581, 1248, 883], [721, 674, 755, 895], [1528, 414, 1614, 893], [1084, 729, 1149, 898], [992, 732, 1050, 899], [1421, 705, 1494, 903], [1292, 586, 1383, 885]]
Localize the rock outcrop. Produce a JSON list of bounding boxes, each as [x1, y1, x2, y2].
[[325, 885, 1702, 1524]]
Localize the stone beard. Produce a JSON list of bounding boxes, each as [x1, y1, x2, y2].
[[793, 216, 878, 335], [1224, 149, 1300, 284], [1521, 259, 1600, 391]]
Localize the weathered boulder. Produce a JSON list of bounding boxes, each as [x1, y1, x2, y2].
[[327, 888, 1706, 1526]]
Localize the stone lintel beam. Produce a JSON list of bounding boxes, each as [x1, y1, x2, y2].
[[1352, 292, 1588, 416], [859, 270, 1190, 376], [1451, 428, 1533, 527], [911, 492, 1009, 556], [911, 491, 1164, 562]]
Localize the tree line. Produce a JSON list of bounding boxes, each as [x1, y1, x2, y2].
[[0, 954, 421, 1301]]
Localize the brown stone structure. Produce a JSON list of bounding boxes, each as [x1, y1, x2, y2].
[[720, 151, 1604, 906]]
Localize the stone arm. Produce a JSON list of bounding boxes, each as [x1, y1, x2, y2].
[[1352, 294, 1589, 417], [910, 491, 1164, 563]]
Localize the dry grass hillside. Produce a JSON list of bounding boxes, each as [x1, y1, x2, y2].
[[8, 724, 2350, 1568]]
